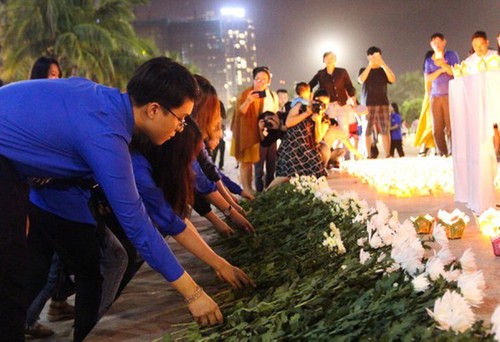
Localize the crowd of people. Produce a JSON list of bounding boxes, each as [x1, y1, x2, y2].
[[0, 28, 499, 341], [231, 30, 500, 194]]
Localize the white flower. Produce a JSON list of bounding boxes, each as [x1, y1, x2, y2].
[[357, 237, 367, 246], [377, 224, 395, 245], [491, 305, 500, 341], [426, 256, 446, 281], [412, 273, 430, 292], [359, 249, 371, 265], [374, 201, 390, 226], [385, 262, 400, 274], [433, 223, 449, 247], [444, 267, 461, 282], [459, 248, 477, 273], [457, 271, 485, 307], [436, 247, 455, 266], [368, 232, 384, 249], [377, 252, 387, 263], [340, 265, 347, 270], [426, 290, 475, 333]]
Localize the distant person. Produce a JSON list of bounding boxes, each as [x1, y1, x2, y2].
[[276, 88, 289, 112], [268, 89, 331, 189], [424, 33, 459, 156], [211, 101, 226, 170], [414, 50, 436, 157], [464, 30, 496, 74], [389, 102, 405, 157], [230, 66, 278, 194], [309, 51, 357, 107], [358, 46, 396, 158]]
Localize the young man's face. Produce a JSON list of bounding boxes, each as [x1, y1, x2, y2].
[[148, 100, 193, 145], [471, 37, 489, 56], [277, 92, 288, 107], [430, 37, 446, 53]]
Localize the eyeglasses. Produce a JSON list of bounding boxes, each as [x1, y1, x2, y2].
[[162, 106, 187, 131]]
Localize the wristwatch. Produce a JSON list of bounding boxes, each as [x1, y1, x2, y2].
[[223, 205, 232, 217]]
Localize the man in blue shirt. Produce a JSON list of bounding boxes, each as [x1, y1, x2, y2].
[[424, 33, 460, 156], [0, 57, 224, 341]]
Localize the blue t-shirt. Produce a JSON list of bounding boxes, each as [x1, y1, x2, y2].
[[390, 112, 403, 141], [0, 77, 184, 282], [424, 50, 460, 97]]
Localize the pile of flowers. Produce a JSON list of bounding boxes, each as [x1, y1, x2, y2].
[[165, 175, 499, 341]]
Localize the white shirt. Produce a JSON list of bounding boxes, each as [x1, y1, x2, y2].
[[464, 50, 497, 74]]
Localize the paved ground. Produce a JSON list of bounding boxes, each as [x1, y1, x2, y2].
[[31, 137, 500, 341]]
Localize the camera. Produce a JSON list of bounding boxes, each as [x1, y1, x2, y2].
[[253, 90, 266, 98], [311, 100, 326, 114]]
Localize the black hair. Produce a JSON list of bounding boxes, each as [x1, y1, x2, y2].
[[129, 116, 201, 218], [295, 82, 310, 96], [423, 50, 434, 70], [472, 30, 487, 41], [313, 88, 329, 99], [366, 46, 382, 56], [391, 102, 399, 113], [252, 66, 270, 79], [30, 56, 62, 79], [276, 89, 288, 94], [127, 57, 199, 110], [430, 33, 445, 40]]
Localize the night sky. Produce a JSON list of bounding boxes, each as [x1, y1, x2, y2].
[[135, 0, 500, 89]]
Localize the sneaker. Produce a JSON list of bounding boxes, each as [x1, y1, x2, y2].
[[46, 300, 75, 322], [25, 322, 54, 338]]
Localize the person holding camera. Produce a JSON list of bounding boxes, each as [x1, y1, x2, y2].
[[268, 88, 331, 189], [230, 66, 279, 194], [358, 46, 396, 158]]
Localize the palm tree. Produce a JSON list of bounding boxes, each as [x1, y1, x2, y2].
[[0, 0, 157, 87]]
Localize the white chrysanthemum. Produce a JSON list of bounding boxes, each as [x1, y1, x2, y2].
[[459, 248, 477, 273], [412, 273, 430, 292], [436, 247, 455, 266], [369, 232, 384, 249], [433, 223, 449, 248], [377, 252, 387, 263], [359, 249, 371, 265], [385, 262, 401, 274], [377, 224, 395, 245], [426, 256, 446, 281], [426, 290, 475, 333], [491, 305, 500, 341], [374, 201, 390, 226], [388, 210, 399, 229], [391, 244, 425, 276], [457, 271, 485, 307], [357, 237, 367, 246], [444, 267, 461, 282]]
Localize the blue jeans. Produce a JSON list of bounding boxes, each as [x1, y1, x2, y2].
[[26, 253, 60, 326]]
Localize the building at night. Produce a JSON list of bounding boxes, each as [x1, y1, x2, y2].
[[134, 9, 257, 107]]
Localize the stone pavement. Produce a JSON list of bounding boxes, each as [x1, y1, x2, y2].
[[31, 137, 500, 341]]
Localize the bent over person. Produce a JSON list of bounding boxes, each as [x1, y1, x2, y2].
[[0, 57, 224, 341]]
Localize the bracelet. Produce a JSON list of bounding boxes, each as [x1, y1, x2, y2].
[[184, 286, 203, 304]]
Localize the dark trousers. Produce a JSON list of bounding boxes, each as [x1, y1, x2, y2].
[[212, 138, 226, 169], [26, 204, 103, 342], [0, 156, 29, 342], [254, 142, 277, 192], [389, 139, 405, 157]]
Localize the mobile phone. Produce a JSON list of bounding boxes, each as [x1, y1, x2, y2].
[[253, 90, 266, 98]]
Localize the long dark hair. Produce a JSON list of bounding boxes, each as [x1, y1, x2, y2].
[[130, 116, 202, 218], [30, 56, 62, 79]]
